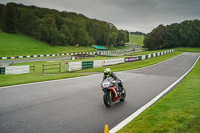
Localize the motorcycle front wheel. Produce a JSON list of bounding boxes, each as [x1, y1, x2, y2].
[[120, 89, 126, 102], [103, 91, 113, 107]]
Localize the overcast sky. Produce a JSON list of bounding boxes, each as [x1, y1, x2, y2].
[[1, 0, 200, 33]]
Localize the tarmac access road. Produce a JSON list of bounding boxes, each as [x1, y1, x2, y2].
[[0, 56, 71, 66], [0, 52, 199, 133]]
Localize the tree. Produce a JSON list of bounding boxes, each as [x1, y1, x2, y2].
[[144, 25, 165, 50], [59, 25, 74, 45], [40, 16, 58, 45], [2, 3, 18, 33], [74, 28, 90, 46], [117, 30, 128, 45], [108, 32, 118, 46], [17, 8, 37, 35], [144, 20, 200, 49], [0, 4, 5, 28], [0, 2, 131, 47], [163, 23, 181, 48]]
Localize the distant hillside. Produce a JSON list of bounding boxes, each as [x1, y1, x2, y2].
[[128, 34, 144, 46], [0, 2, 129, 47], [0, 32, 95, 57]]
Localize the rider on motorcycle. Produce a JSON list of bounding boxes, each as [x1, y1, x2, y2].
[[103, 68, 124, 91]]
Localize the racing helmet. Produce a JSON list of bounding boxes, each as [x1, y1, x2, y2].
[[104, 68, 111, 77]]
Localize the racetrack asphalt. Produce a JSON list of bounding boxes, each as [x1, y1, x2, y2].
[[0, 52, 199, 133]]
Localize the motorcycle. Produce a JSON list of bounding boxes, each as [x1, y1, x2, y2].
[[101, 77, 126, 107]]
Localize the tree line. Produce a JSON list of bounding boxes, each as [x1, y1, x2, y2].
[[144, 20, 200, 50], [129, 31, 145, 36], [0, 2, 129, 47]]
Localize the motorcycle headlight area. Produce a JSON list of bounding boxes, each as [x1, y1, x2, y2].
[[103, 83, 109, 88]]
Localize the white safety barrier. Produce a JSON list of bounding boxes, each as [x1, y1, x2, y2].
[[5, 65, 30, 74], [142, 55, 145, 60], [148, 54, 151, 58], [69, 62, 82, 72], [93, 60, 103, 68], [103, 58, 125, 66], [67, 49, 174, 72]]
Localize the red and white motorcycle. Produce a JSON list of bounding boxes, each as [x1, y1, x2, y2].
[[101, 77, 126, 107]]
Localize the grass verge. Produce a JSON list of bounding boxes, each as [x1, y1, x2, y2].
[[118, 57, 200, 132], [128, 34, 144, 46], [0, 32, 95, 57], [0, 51, 183, 87], [176, 47, 200, 53]]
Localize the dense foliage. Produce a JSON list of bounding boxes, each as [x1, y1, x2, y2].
[[0, 2, 129, 47], [130, 31, 145, 36], [144, 20, 200, 50]]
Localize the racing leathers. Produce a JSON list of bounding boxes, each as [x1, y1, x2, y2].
[[103, 72, 124, 91]]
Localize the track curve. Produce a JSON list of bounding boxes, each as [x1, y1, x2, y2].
[[0, 52, 199, 133]]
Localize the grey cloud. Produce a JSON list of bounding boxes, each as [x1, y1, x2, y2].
[[1, 0, 200, 33]]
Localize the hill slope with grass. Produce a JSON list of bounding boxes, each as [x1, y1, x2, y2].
[[128, 34, 144, 46], [0, 32, 95, 57]]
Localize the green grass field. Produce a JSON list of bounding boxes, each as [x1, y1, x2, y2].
[[0, 32, 95, 57], [118, 57, 200, 133], [128, 34, 144, 46], [176, 47, 200, 53]]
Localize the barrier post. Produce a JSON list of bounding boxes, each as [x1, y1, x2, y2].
[[104, 124, 109, 133]]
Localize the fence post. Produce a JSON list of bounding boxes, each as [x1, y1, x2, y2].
[[30, 66, 35, 72], [42, 64, 44, 73], [59, 62, 61, 73]]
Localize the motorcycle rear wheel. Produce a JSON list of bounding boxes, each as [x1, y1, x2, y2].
[[103, 91, 113, 107]]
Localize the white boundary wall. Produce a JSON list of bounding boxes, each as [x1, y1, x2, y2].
[[103, 58, 125, 66], [93, 60, 103, 68], [69, 62, 82, 72], [5, 65, 30, 74]]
